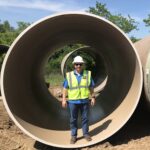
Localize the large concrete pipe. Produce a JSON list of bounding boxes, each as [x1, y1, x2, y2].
[[135, 36, 150, 107], [61, 46, 108, 94], [1, 12, 143, 148]]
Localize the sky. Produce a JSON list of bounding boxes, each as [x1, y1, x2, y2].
[[0, 0, 150, 38]]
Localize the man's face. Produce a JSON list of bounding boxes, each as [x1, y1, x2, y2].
[[74, 63, 83, 72]]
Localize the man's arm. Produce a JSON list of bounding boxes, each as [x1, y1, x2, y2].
[[89, 77, 96, 106], [89, 87, 96, 106], [62, 79, 68, 108], [89, 87, 95, 97], [62, 88, 68, 108]]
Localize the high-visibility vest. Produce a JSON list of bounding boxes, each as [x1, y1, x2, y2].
[[66, 70, 91, 100]]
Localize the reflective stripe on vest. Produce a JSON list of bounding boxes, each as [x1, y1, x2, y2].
[[66, 70, 91, 100]]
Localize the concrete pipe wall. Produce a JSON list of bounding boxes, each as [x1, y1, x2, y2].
[[135, 36, 150, 107], [1, 12, 143, 148]]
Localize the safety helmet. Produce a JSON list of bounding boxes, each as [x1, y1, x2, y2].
[[72, 56, 84, 64]]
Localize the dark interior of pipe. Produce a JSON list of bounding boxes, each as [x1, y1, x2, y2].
[[0, 45, 9, 54], [0, 45, 9, 68]]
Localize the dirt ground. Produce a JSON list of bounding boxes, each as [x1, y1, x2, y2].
[[1, 97, 150, 150]]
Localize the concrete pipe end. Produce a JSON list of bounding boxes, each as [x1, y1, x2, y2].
[[1, 12, 143, 148]]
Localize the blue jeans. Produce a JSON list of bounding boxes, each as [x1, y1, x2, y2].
[[68, 102, 89, 137]]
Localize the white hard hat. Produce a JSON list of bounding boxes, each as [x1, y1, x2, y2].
[[72, 56, 84, 64]]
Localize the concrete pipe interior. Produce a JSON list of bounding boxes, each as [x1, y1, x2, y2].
[[1, 13, 142, 148]]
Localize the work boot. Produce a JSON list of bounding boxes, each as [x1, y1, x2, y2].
[[84, 135, 92, 141], [70, 136, 77, 144]]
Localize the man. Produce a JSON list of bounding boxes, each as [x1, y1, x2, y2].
[[62, 55, 96, 144]]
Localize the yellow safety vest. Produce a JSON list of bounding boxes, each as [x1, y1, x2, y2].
[[66, 70, 91, 100]]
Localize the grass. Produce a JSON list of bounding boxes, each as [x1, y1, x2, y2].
[[45, 73, 64, 87]]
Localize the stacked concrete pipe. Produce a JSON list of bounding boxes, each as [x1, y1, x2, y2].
[[0, 12, 143, 148], [135, 36, 150, 108]]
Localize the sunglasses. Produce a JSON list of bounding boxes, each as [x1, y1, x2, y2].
[[74, 63, 83, 66]]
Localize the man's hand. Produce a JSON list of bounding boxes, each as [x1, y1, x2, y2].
[[62, 100, 67, 108], [91, 98, 96, 106]]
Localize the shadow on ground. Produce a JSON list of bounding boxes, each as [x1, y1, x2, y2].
[[108, 95, 150, 146], [34, 95, 150, 149]]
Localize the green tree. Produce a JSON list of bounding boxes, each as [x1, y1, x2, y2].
[[16, 21, 30, 33], [143, 14, 150, 27], [0, 20, 30, 45], [130, 36, 140, 43], [0, 20, 16, 45], [0, 32, 18, 45], [88, 2, 138, 34], [0, 20, 30, 71], [0, 20, 14, 33]]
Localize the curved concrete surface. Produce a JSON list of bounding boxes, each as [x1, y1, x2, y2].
[[61, 46, 108, 94], [135, 36, 150, 106], [1, 12, 143, 148]]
